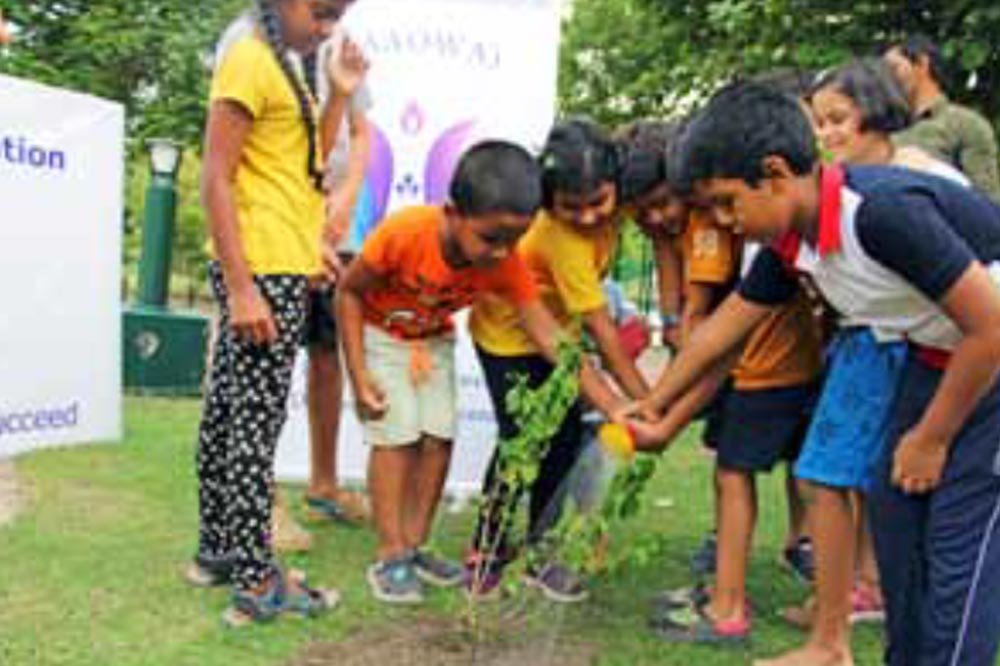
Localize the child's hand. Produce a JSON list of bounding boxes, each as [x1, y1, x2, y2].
[[638, 401, 661, 424], [355, 372, 388, 421], [321, 242, 344, 284], [610, 399, 659, 425], [228, 285, 278, 345], [328, 37, 369, 97], [892, 428, 949, 495], [609, 400, 641, 425], [626, 417, 665, 450]]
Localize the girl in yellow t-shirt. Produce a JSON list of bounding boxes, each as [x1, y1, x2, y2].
[[189, 0, 364, 627], [467, 119, 650, 603]]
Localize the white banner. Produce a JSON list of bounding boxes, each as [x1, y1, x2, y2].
[[275, 0, 561, 495], [0, 75, 124, 458]]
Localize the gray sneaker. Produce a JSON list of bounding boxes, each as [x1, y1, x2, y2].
[[525, 563, 589, 603], [367, 556, 424, 604], [412, 549, 465, 588]]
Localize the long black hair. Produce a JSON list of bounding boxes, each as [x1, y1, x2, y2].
[[255, 0, 325, 191], [539, 118, 619, 208], [616, 120, 684, 203]]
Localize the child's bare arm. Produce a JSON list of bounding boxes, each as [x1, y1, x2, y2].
[[201, 100, 277, 345], [680, 281, 717, 346], [630, 351, 739, 450], [319, 88, 348, 161], [341, 110, 371, 207], [583, 307, 649, 400], [646, 291, 770, 413], [321, 37, 368, 158], [653, 237, 683, 347], [335, 260, 388, 419], [894, 262, 1000, 493], [517, 300, 625, 418], [326, 110, 371, 247]]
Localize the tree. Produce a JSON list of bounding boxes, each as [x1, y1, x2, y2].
[[2, 1, 247, 299], [560, 0, 1000, 128], [1, 0, 246, 147]]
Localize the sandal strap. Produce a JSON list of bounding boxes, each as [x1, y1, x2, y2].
[[305, 495, 353, 522], [282, 579, 336, 616], [231, 571, 286, 621]]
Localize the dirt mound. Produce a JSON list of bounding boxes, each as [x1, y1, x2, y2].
[[286, 615, 596, 666]]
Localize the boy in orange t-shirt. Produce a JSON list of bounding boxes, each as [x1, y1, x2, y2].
[[337, 141, 623, 604]]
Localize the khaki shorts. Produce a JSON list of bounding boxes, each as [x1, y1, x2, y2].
[[362, 325, 456, 447]]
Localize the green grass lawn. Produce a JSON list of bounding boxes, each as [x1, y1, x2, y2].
[[0, 397, 887, 665]]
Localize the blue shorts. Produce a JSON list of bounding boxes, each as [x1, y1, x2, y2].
[[794, 328, 907, 490]]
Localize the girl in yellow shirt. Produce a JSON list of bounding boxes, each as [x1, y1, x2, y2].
[[189, 0, 364, 627], [467, 120, 649, 602]]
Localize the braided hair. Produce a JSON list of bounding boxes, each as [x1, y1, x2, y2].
[[302, 52, 320, 97], [255, 0, 325, 191]]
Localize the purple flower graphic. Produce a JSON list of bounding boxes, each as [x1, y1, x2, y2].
[[424, 119, 478, 205], [401, 101, 425, 136], [365, 122, 394, 221]]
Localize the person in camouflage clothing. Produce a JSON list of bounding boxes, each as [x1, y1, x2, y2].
[[884, 34, 1000, 201]]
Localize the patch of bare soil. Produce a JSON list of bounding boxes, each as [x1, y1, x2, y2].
[[0, 459, 23, 527], [285, 615, 597, 666]]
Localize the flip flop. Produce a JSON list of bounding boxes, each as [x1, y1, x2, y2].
[[304, 493, 369, 525]]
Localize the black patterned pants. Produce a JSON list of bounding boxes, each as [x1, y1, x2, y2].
[[196, 263, 307, 591]]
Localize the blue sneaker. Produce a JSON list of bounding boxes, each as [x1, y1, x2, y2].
[[367, 556, 424, 604], [690, 532, 717, 578], [412, 549, 464, 588]]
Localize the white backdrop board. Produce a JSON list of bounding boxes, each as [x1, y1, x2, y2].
[[275, 0, 561, 495], [0, 75, 124, 458]]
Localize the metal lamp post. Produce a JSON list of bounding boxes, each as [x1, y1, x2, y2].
[[137, 138, 182, 307], [123, 139, 208, 395]]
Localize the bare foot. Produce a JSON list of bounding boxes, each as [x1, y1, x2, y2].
[[272, 498, 314, 553], [333, 489, 370, 521], [781, 595, 817, 630], [754, 644, 854, 666]]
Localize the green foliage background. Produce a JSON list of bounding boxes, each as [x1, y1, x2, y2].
[[561, 0, 1000, 128], [1, 0, 246, 300]]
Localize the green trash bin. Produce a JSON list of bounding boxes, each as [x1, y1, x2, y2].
[[123, 305, 209, 395]]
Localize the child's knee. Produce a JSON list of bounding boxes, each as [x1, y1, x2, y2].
[[716, 465, 756, 493], [717, 464, 750, 481]]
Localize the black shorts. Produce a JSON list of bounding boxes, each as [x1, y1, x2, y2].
[[699, 383, 732, 450], [303, 253, 355, 350], [714, 383, 817, 473], [303, 285, 338, 350]]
